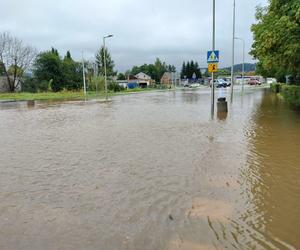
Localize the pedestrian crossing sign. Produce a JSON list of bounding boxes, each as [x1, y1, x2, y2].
[[207, 50, 219, 63], [208, 63, 218, 73]]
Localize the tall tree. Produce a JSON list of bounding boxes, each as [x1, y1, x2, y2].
[[251, 0, 300, 82], [0, 32, 37, 92], [95, 46, 115, 77], [62, 51, 83, 90], [181, 62, 186, 78], [33, 49, 64, 92]]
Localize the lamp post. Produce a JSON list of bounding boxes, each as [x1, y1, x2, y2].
[[211, 0, 216, 118], [235, 37, 245, 92], [230, 0, 236, 103], [103, 34, 113, 101]]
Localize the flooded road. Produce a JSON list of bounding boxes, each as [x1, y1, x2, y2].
[[0, 88, 299, 250]]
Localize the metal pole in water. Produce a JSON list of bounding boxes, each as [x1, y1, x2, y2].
[[230, 0, 236, 103], [242, 38, 245, 93], [103, 37, 108, 101], [211, 0, 216, 118]]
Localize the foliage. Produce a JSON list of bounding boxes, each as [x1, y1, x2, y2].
[[128, 58, 176, 83], [95, 46, 116, 77], [281, 84, 300, 107], [108, 82, 125, 92], [117, 73, 126, 80], [270, 82, 282, 93], [33, 49, 64, 92], [33, 49, 83, 92], [180, 61, 202, 79], [21, 77, 49, 93], [62, 51, 83, 90], [88, 76, 105, 91], [251, 0, 300, 82], [0, 32, 37, 92]]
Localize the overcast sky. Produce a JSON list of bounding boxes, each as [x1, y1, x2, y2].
[[1, 0, 267, 72]]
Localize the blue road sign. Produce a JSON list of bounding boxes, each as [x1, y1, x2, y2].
[[207, 50, 219, 63]]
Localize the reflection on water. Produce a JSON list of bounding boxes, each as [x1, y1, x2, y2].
[[0, 89, 299, 250]]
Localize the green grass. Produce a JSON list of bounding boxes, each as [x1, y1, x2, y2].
[[0, 88, 165, 102]]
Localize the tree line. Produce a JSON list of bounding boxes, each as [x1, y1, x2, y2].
[[180, 61, 202, 79], [125, 58, 176, 83]]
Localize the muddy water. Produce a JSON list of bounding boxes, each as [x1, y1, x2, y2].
[[0, 88, 299, 250]]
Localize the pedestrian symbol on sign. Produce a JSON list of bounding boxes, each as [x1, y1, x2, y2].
[[207, 50, 219, 63], [208, 63, 218, 73]]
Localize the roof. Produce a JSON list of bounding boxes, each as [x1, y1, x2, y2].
[[135, 72, 151, 80]]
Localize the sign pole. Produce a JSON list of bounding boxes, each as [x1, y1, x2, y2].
[[211, 0, 216, 118], [230, 0, 236, 103]]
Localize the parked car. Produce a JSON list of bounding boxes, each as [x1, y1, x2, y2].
[[248, 78, 261, 85], [210, 79, 229, 88], [189, 83, 200, 88]]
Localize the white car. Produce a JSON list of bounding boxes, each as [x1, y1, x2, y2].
[[210, 79, 228, 88]]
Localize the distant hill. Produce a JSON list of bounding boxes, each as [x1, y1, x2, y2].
[[222, 63, 256, 73]]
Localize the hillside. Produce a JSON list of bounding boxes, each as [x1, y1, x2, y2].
[[222, 63, 256, 73]]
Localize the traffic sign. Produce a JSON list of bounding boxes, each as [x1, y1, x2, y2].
[[207, 50, 219, 63], [208, 63, 218, 73]]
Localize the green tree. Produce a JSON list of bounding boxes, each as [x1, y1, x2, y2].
[[154, 58, 167, 82], [95, 46, 116, 77], [62, 51, 83, 90], [194, 62, 202, 78], [34, 49, 64, 92], [117, 73, 126, 80], [251, 0, 300, 82], [181, 62, 186, 78]]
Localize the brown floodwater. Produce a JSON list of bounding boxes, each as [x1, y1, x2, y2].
[[0, 87, 299, 250]]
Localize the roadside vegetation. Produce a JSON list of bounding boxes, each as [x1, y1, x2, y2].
[[251, 0, 300, 107], [0, 31, 178, 101], [271, 83, 300, 108]]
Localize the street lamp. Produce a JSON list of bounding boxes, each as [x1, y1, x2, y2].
[[211, 0, 216, 118], [103, 34, 113, 101], [230, 0, 236, 103], [235, 37, 245, 92]]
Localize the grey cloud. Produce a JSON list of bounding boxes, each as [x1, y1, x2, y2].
[[0, 0, 267, 72]]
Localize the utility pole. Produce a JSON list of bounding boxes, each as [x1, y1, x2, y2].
[[230, 0, 236, 103], [82, 52, 86, 96], [211, 0, 216, 118]]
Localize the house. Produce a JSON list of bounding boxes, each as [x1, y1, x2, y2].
[[116, 73, 153, 89], [135, 72, 152, 88], [160, 72, 172, 86], [0, 76, 21, 92], [160, 72, 180, 86], [127, 75, 139, 89]]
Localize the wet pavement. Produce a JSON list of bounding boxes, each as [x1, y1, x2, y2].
[[0, 87, 299, 250]]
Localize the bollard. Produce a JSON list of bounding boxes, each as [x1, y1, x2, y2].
[[217, 97, 228, 113]]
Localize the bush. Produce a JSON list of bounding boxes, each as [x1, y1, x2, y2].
[[108, 82, 125, 92], [88, 76, 105, 91], [270, 83, 281, 93], [21, 77, 50, 93], [281, 85, 300, 107]]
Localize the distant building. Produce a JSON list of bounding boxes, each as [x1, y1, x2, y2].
[[116, 73, 153, 89], [135, 72, 152, 88], [0, 76, 21, 92], [161, 72, 172, 85], [161, 72, 180, 86]]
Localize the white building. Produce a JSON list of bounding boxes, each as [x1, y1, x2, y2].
[[135, 72, 152, 88]]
